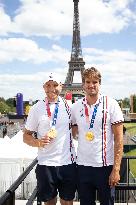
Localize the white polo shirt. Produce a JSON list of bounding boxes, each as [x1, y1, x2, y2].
[[25, 97, 76, 166], [71, 95, 124, 167]]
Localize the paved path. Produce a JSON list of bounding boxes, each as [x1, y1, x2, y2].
[[123, 132, 136, 145]]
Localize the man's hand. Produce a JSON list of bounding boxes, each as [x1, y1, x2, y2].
[[109, 169, 120, 187], [38, 135, 54, 148]]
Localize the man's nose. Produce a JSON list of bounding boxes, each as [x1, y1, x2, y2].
[[49, 86, 55, 91], [88, 83, 94, 87]]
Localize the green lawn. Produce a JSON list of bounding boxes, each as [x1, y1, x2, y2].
[[123, 123, 136, 177], [124, 122, 136, 136], [125, 149, 136, 177]]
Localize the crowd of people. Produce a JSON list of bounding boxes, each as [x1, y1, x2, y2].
[[0, 121, 8, 138], [23, 67, 124, 205], [0, 121, 20, 138]]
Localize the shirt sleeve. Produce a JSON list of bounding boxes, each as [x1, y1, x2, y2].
[[110, 98, 124, 125], [25, 105, 38, 131]]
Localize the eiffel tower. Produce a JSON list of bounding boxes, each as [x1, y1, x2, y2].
[[61, 0, 85, 99]]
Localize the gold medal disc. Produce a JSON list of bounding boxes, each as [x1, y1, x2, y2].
[[47, 128, 57, 139], [85, 131, 94, 141]]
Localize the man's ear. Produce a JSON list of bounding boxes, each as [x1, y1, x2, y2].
[[58, 83, 63, 92], [61, 83, 64, 88]]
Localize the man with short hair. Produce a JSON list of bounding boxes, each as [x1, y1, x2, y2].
[[23, 73, 76, 205], [71, 67, 124, 205]]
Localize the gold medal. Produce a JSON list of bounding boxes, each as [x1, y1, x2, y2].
[[85, 131, 94, 141], [47, 128, 57, 139]]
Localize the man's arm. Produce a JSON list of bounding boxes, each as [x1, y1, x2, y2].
[[112, 123, 124, 172], [23, 128, 51, 148], [23, 128, 40, 147], [109, 122, 124, 187]]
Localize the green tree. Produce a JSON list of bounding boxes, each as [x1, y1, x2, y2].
[[122, 97, 130, 108], [133, 95, 136, 113], [0, 97, 5, 103], [6, 98, 16, 112], [0, 101, 10, 114]]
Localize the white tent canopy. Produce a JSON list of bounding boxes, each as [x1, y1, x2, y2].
[[0, 131, 78, 198], [0, 131, 38, 198], [0, 130, 38, 159]]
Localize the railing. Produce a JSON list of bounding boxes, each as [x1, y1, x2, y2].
[[114, 156, 136, 203], [0, 156, 136, 205], [0, 158, 37, 205]]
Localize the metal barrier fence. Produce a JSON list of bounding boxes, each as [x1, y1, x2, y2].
[[0, 156, 136, 205], [0, 158, 37, 205]]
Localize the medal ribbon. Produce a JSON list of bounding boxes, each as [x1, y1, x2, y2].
[[45, 98, 60, 127], [46, 100, 51, 118], [83, 97, 102, 129]]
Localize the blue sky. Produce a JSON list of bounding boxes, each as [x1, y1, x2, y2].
[[0, 0, 136, 101]]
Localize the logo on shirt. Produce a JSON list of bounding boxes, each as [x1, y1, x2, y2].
[[80, 108, 84, 117]]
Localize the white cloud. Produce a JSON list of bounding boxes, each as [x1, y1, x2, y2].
[[0, 0, 136, 101], [0, 0, 136, 37], [84, 47, 136, 64], [0, 7, 12, 35], [12, 0, 73, 37], [83, 47, 136, 99], [0, 69, 66, 100], [0, 38, 70, 64], [0, 46, 136, 100]]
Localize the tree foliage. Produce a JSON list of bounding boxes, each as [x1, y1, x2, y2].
[[133, 95, 136, 113], [0, 95, 135, 114], [122, 98, 130, 108], [0, 101, 10, 114], [0, 97, 16, 114], [6, 98, 16, 112]]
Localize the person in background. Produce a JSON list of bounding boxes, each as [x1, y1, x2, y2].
[[71, 67, 124, 205], [23, 73, 76, 205], [123, 125, 126, 135]]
